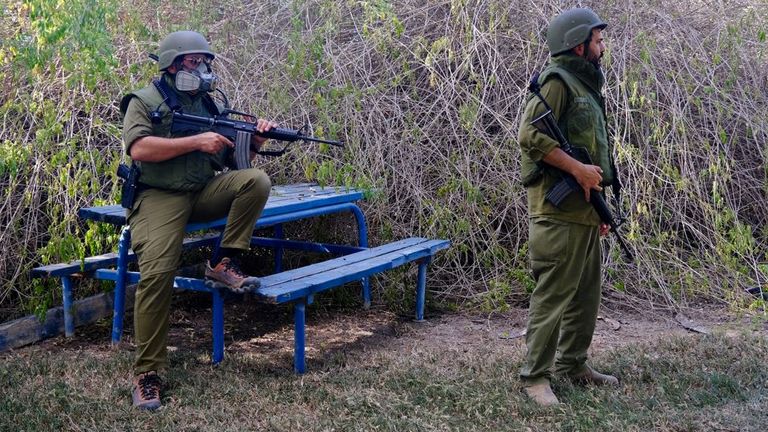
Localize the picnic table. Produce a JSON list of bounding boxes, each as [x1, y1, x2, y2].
[[32, 182, 450, 373]]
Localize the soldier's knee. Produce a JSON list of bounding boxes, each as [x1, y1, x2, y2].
[[245, 169, 271, 196]]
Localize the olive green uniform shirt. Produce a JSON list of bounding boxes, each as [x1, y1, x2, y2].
[[121, 74, 230, 191], [517, 55, 613, 226]]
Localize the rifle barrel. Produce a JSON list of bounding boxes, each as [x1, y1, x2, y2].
[[303, 136, 344, 146]]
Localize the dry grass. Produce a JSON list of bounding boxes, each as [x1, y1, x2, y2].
[[0, 306, 766, 431]]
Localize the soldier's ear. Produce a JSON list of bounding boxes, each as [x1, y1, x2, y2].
[[572, 43, 585, 57]]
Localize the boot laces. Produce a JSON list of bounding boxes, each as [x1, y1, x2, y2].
[[223, 259, 247, 278], [138, 373, 161, 399]]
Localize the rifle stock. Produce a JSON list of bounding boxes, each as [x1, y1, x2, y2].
[[527, 74, 634, 262]]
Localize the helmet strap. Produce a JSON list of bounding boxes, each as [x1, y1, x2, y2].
[[580, 31, 593, 60]]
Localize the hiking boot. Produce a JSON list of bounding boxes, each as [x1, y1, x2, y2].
[[205, 257, 261, 293], [132, 371, 162, 411], [568, 366, 620, 386], [523, 383, 560, 407]]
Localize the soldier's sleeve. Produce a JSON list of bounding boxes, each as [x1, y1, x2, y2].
[[122, 97, 154, 155], [517, 77, 568, 162]]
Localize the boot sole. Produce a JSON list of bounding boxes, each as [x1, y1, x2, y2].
[[204, 278, 261, 293]]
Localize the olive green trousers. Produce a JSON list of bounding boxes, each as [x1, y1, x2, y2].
[[127, 168, 271, 374], [520, 217, 602, 386]]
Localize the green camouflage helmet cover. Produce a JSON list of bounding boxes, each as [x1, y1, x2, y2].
[[546, 8, 607, 56], [156, 31, 215, 71]]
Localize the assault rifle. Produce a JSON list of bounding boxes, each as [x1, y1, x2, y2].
[[527, 73, 634, 262], [170, 110, 344, 168]]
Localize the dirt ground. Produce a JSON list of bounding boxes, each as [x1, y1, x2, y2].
[[26, 291, 768, 369]]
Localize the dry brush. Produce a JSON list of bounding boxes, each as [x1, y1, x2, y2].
[[0, 0, 765, 320]]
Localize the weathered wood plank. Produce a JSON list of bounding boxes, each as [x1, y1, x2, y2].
[[257, 238, 429, 286], [93, 238, 449, 306], [31, 233, 220, 278], [78, 183, 365, 227], [257, 239, 450, 303]]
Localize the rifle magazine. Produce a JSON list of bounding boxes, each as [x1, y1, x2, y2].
[[545, 180, 574, 208], [234, 130, 252, 169]]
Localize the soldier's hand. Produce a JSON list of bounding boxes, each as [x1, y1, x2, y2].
[[575, 163, 603, 202], [252, 119, 279, 147], [197, 132, 233, 154], [599, 223, 611, 237]]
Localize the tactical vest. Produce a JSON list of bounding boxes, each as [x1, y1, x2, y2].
[[537, 63, 615, 185], [119, 77, 228, 191]]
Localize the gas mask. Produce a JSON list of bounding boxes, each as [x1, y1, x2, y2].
[[175, 62, 218, 93]]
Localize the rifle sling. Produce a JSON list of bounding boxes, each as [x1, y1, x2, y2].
[[152, 78, 220, 116]]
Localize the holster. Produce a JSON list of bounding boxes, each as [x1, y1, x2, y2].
[[117, 163, 140, 209]]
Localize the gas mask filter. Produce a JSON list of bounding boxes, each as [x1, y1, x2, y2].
[[175, 63, 218, 93]]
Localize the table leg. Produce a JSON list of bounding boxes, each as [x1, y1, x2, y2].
[[62, 276, 74, 337], [112, 226, 131, 344], [212, 288, 224, 364], [294, 300, 306, 374], [274, 223, 284, 273], [415, 258, 431, 322], [349, 205, 371, 308]]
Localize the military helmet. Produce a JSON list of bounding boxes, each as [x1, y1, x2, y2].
[[155, 31, 215, 71], [546, 8, 607, 56]]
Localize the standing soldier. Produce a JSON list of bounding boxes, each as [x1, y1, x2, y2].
[[517, 8, 620, 406]]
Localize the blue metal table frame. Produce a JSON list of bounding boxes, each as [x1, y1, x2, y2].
[[93, 237, 450, 373], [76, 183, 370, 357]]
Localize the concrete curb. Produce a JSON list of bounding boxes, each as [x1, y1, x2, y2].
[[0, 285, 135, 353]]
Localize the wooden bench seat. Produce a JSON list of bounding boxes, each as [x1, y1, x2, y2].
[[257, 237, 449, 303], [30, 233, 221, 337], [30, 234, 220, 278], [258, 237, 450, 373], [95, 237, 450, 373]]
